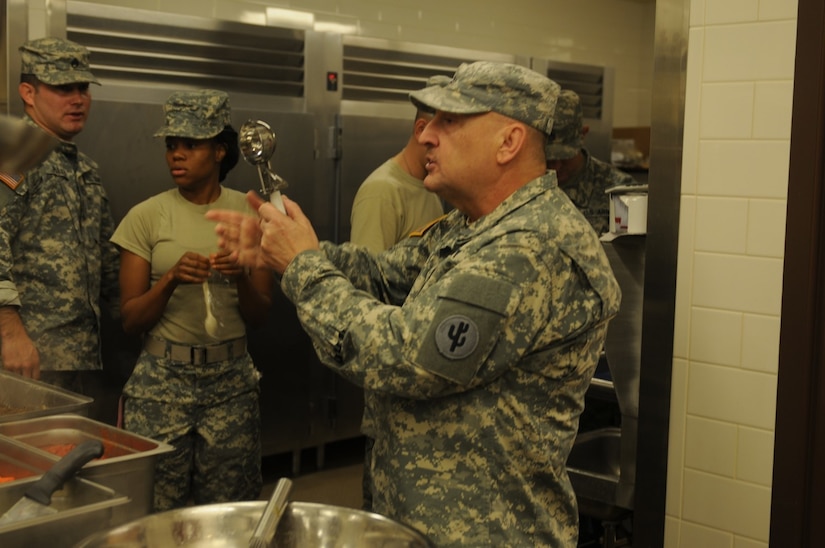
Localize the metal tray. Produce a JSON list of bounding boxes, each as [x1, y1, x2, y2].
[[0, 371, 92, 423], [0, 415, 173, 523], [0, 475, 128, 548], [0, 436, 56, 485]]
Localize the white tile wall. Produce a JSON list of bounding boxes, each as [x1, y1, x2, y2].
[[736, 426, 774, 486], [734, 536, 768, 548], [758, 0, 798, 20], [696, 140, 790, 198], [746, 199, 787, 258], [702, 21, 797, 82], [691, 253, 783, 315], [694, 197, 748, 254], [753, 82, 794, 139], [705, 0, 758, 25], [688, 307, 742, 366], [699, 83, 754, 139], [741, 314, 780, 374], [684, 416, 737, 476], [687, 363, 777, 430], [682, 470, 771, 540], [668, 1, 797, 545], [667, 358, 688, 515], [678, 521, 734, 548]]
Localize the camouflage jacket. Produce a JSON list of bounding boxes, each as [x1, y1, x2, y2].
[[560, 149, 637, 235], [281, 172, 621, 547], [0, 131, 119, 371]]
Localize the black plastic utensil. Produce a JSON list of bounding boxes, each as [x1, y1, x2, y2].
[[0, 439, 103, 526]]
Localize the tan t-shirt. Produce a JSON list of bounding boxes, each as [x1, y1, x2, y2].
[[111, 187, 254, 344], [350, 157, 444, 252]]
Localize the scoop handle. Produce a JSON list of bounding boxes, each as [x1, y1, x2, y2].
[[270, 191, 286, 214]]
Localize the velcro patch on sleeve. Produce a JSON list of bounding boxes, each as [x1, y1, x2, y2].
[[414, 273, 517, 385]]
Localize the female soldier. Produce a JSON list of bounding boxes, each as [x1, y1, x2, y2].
[[111, 89, 272, 511]]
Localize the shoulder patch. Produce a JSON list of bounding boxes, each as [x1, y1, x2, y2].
[[435, 315, 480, 360], [408, 214, 448, 238], [0, 172, 22, 191], [414, 273, 518, 385]]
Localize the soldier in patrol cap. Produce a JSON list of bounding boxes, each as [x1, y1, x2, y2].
[[111, 89, 272, 511], [546, 89, 639, 234], [349, 74, 449, 511], [0, 37, 121, 424], [208, 61, 621, 547]]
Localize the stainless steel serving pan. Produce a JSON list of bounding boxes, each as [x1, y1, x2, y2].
[[0, 414, 172, 523], [0, 371, 92, 423], [0, 475, 128, 548]]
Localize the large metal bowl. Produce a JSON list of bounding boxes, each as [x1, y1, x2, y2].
[[75, 500, 435, 547]]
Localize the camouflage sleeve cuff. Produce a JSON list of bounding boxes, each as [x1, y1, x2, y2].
[[280, 248, 354, 365], [0, 281, 22, 308], [279, 249, 331, 302]]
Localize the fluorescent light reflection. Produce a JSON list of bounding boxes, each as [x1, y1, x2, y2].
[[266, 7, 315, 29]]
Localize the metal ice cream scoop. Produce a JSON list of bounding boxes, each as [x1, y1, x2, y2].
[[239, 120, 288, 214]]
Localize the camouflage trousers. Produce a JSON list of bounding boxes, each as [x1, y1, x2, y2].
[[122, 348, 262, 512]]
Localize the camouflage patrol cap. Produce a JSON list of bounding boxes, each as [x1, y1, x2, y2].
[[409, 61, 560, 135], [154, 90, 232, 139], [426, 74, 452, 87], [413, 75, 453, 114], [545, 90, 584, 161], [19, 37, 100, 86]]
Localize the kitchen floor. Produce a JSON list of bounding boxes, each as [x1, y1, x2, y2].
[[257, 436, 632, 547], [258, 436, 364, 509]]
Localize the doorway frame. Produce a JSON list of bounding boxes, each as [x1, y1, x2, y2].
[[770, 0, 825, 545]]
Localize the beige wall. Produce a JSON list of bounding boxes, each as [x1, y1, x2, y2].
[[48, 0, 656, 128], [665, 0, 797, 546]]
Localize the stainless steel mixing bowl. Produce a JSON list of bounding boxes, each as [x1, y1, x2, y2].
[[74, 500, 435, 547]]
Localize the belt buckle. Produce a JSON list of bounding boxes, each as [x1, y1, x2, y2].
[[191, 346, 207, 365]]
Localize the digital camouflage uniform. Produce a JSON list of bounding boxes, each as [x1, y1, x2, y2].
[[355, 73, 448, 512], [279, 62, 622, 547], [123, 352, 261, 510], [0, 38, 119, 375], [546, 90, 637, 235], [117, 90, 262, 511]]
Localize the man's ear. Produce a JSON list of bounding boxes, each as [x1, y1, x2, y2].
[[18, 82, 36, 108], [413, 117, 430, 138], [582, 124, 591, 138], [214, 143, 227, 163], [496, 123, 527, 164]]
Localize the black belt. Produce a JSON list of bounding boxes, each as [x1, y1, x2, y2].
[[143, 336, 246, 365]]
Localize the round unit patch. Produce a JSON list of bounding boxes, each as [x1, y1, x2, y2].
[[435, 315, 479, 360]]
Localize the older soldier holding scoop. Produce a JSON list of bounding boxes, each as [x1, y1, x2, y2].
[[208, 61, 620, 547]]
